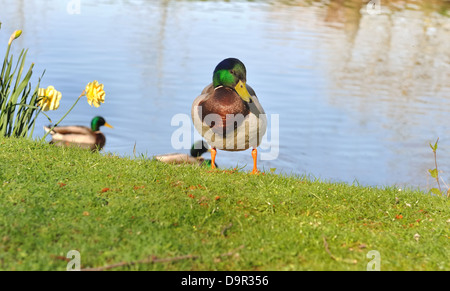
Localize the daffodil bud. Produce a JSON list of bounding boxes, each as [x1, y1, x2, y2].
[[8, 30, 22, 45]]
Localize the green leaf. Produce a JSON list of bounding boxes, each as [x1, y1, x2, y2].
[[429, 138, 439, 151], [428, 169, 438, 179], [0, 35, 43, 138], [430, 188, 441, 195]]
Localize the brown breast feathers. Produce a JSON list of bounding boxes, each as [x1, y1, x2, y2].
[[199, 87, 250, 136]]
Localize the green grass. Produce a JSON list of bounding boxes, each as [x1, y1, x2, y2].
[[0, 137, 448, 271]]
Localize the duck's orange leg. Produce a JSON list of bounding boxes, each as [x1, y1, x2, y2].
[[211, 147, 217, 169], [251, 148, 259, 174]]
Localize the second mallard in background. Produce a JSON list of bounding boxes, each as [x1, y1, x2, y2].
[[154, 140, 218, 168], [44, 116, 113, 151]]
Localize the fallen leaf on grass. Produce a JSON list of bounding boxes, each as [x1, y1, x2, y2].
[[171, 181, 183, 188], [198, 196, 209, 207], [188, 184, 206, 191], [50, 255, 70, 262], [207, 169, 237, 174]]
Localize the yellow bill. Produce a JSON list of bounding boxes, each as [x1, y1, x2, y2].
[[104, 122, 113, 129], [235, 80, 252, 103]]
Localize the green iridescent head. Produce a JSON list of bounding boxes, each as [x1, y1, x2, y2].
[[212, 58, 252, 103], [91, 116, 113, 131]]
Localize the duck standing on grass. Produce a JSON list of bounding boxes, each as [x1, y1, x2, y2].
[[154, 140, 217, 168], [44, 116, 113, 151], [191, 58, 266, 174]]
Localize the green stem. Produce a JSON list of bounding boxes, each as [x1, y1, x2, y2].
[[433, 149, 442, 196], [41, 91, 85, 141]]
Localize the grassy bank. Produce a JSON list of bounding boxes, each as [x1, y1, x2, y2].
[[0, 137, 448, 271]]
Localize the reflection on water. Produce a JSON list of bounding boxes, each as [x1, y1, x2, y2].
[[0, 0, 449, 190]]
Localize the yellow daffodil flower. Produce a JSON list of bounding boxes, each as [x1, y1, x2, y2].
[[37, 86, 61, 111], [85, 80, 105, 107]]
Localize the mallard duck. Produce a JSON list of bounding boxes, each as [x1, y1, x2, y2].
[[154, 140, 218, 168], [44, 116, 113, 151], [191, 58, 267, 174]]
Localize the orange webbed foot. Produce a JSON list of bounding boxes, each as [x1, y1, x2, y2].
[[250, 148, 259, 175], [211, 147, 217, 170]]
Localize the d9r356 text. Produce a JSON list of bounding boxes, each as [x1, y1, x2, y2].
[[225, 276, 268, 286]]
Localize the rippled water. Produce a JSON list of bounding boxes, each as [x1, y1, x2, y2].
[[1, 0, 450, 190]]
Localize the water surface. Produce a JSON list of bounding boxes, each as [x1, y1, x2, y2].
[[1, 0, 450, 190]]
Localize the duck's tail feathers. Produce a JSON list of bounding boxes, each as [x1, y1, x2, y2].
[[43, 125, 56, 135]]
